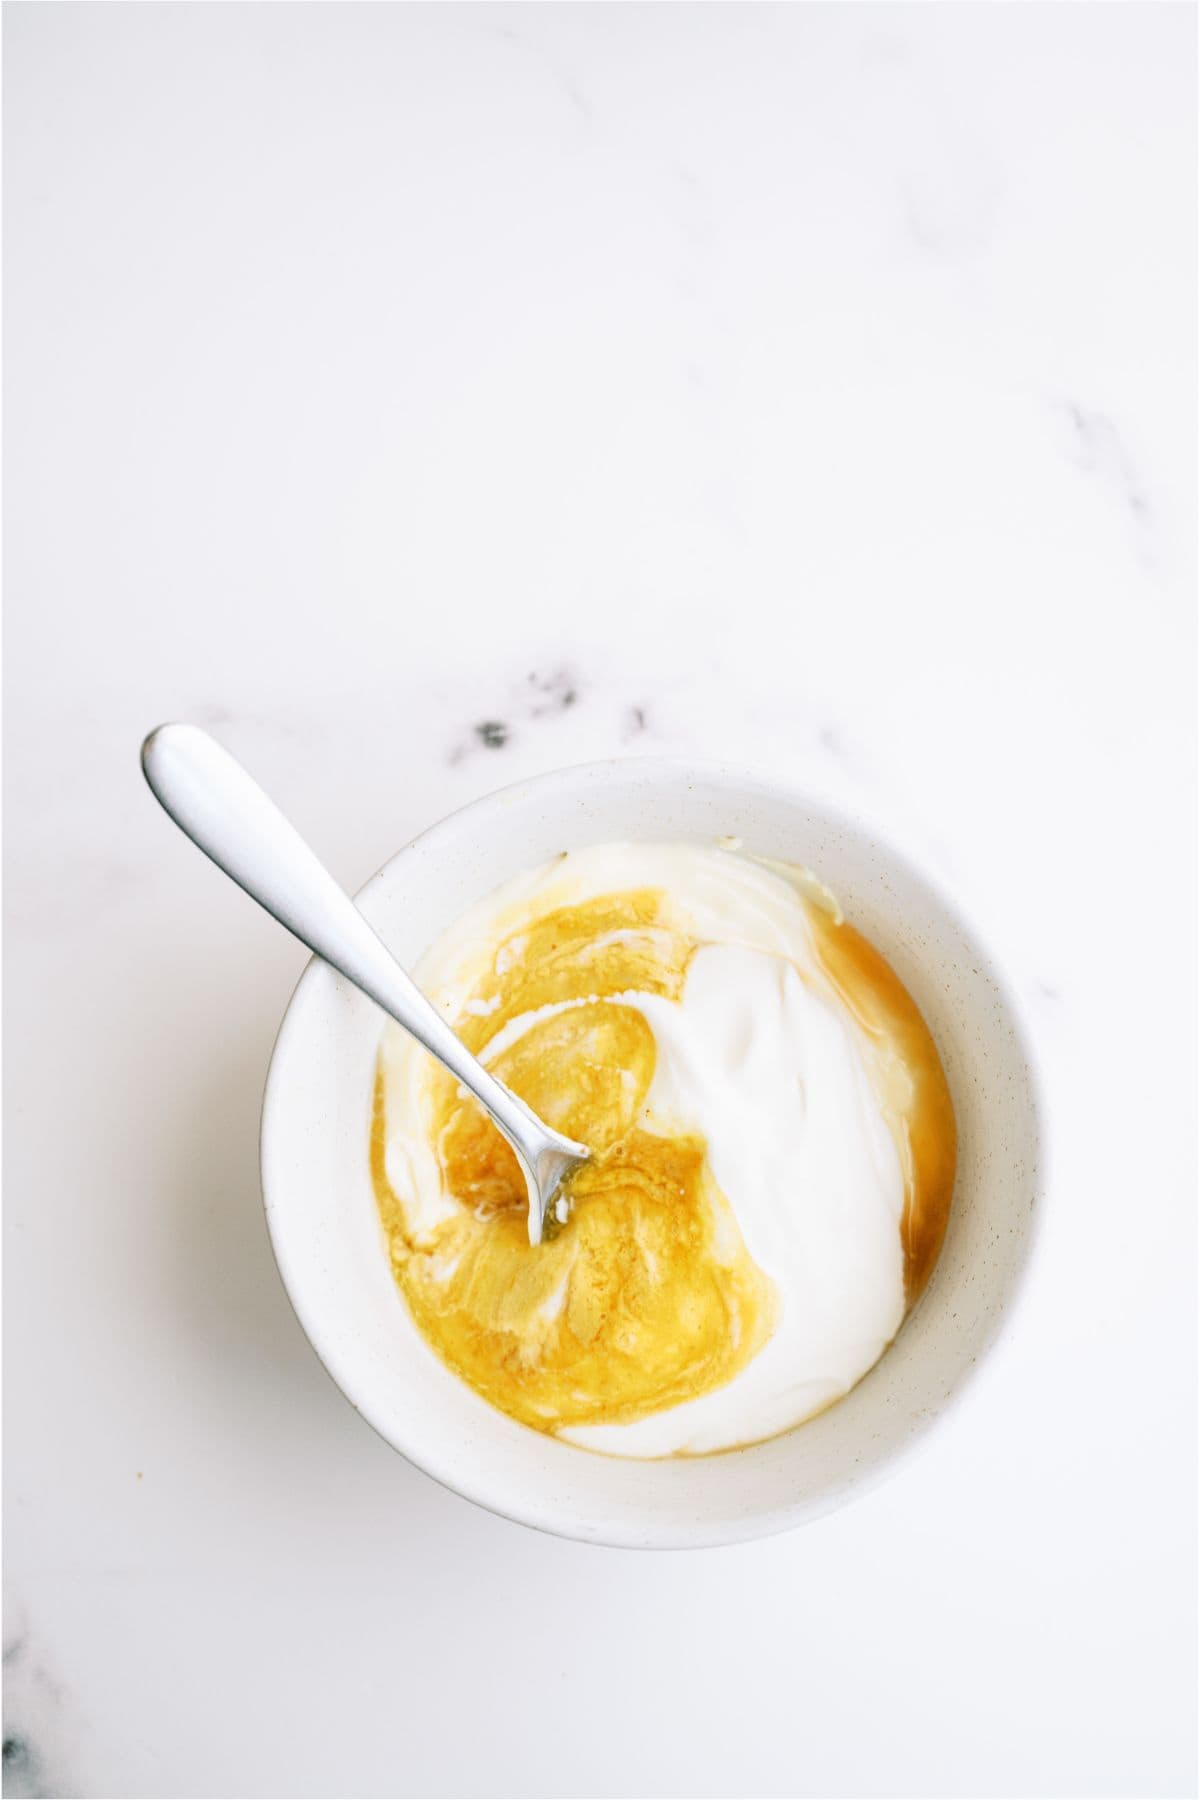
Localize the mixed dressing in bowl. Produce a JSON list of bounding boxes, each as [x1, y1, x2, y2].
[[371, 843, 956, 1457]]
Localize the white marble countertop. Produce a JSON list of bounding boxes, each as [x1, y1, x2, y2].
[[4, 6, 1195, 1797]]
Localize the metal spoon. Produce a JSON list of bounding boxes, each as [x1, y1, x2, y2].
[[141, 723, 588, 1243]]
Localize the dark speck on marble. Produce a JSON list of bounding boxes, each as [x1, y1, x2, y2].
[[525, 668, 579, 716], [622, 704, 648, 740], [449, 667, 585, 763], [2, 1734, 45, 1800]]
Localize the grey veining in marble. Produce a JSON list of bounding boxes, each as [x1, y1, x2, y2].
[[1053, 398, 1157, 565], [2, 1616, 75, 1800]]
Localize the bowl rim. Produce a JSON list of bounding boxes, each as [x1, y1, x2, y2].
[[259, 754, 1047, 1548]]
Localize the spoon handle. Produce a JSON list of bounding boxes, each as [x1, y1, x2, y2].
[[140, 723, 566, 1187]]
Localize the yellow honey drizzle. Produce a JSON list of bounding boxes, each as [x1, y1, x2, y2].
[[372, 892, 775, 1432], [370, 877, 957, 1442], [802, 906, 957, 1304]]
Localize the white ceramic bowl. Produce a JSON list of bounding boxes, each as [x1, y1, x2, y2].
[[261, 759, 1042, 1548]]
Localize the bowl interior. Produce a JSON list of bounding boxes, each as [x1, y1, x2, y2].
[[261, 760, 1040, 1547]]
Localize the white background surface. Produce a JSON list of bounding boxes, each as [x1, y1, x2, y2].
[[3, 5, 1196, 1797]]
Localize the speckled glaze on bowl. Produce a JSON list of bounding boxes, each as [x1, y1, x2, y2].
[[260, 760, 1042, 1548]]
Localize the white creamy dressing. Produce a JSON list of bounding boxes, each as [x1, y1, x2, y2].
[[379, 844, 907, 1456]]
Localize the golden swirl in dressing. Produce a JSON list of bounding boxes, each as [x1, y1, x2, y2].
[[372, 892, 776, 1432], [370, 873, 956, 1445]]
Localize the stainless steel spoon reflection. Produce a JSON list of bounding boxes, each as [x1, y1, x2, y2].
[[141, 723, 588, 1243]]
